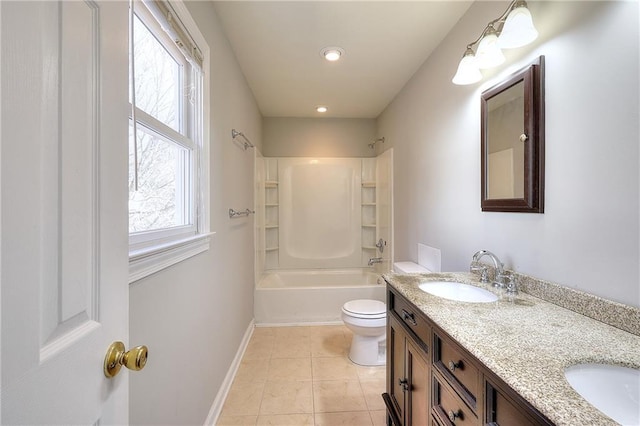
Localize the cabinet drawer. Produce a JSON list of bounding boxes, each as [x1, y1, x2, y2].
[[390, 290, 431, 346], [433, 332, 479, 410], [485, 379, 554, 426], [432, 373, 477, 426]]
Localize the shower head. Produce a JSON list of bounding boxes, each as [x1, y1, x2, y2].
[[368, 137, 385, 149]]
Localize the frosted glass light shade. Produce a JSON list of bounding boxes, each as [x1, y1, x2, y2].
[[498, 4, 538, 49], [475, 32, 505, 69], [452, 51, 482, 85]]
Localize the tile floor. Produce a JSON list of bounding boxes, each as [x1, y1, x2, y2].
[[216, 325, 387, 426]]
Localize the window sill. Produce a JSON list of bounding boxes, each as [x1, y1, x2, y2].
[[129, 232, 215, 284]]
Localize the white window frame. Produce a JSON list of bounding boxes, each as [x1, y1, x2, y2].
[[129, 0, 211, 283]]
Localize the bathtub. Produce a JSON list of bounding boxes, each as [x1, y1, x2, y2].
[[254, 268, 386, 324]]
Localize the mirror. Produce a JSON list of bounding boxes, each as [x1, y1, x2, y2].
[[481, 56, 545, 213]]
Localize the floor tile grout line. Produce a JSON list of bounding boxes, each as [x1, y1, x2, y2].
[[219, 325, 384, 425]]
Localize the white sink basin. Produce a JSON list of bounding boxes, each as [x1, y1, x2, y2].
[[418, 281, 498, 303], [564, 363, 640, 425]]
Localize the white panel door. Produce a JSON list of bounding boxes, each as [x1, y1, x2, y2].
[[1, 1, 130, 424]]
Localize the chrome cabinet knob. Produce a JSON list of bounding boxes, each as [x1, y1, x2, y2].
[[448, 360, 463, 372], [401, 309, 417, 326], [448, 409, 462, 423], [398, 378, 409, 392]]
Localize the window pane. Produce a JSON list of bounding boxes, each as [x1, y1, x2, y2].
[[129, 124, 191, 233], [132, 14, 181, 132]]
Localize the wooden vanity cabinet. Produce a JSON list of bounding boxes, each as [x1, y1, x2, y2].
[[385, 286, 554, 426], [384, 291, 431, 426]]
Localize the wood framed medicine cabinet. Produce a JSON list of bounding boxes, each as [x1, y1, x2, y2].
[[481, 56, 545, 213]]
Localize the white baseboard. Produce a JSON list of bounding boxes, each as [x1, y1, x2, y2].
[[203, 319, 255, 426], [255, 320, 344, 327]]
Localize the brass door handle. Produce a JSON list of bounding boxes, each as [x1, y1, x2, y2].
[[104, 341, 148, 378]]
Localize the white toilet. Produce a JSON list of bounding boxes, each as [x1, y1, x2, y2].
[[341, 299, 387, 366], [342, 244, 440, 366]]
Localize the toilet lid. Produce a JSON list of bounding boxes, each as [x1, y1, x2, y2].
[[343, 299, 386, 318]]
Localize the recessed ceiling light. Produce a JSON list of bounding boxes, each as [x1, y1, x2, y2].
[[316, 106, 328, 113], [320, 47, 345, 62]]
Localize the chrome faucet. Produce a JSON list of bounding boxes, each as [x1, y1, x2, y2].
[[471, 250, 507, 288], [368, 257, 383, 266]]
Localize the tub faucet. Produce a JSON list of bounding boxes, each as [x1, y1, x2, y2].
[[368, 257, 383, 266], [471, 250, 506, 288]]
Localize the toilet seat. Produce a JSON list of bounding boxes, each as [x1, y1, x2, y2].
[[342, 299, 386, 319]]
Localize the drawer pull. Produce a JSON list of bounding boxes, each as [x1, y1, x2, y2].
[[398, 378, 409, 392], [448, 409, 462, 423], [448, 360, 463, 372], [401, 309, 417, 326]]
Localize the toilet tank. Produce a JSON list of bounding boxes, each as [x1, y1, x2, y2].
[[393, 261, 430, 274], [394, 243, 441, 273]]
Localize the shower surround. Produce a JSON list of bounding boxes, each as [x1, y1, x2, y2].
[[254, 152, 393, 324]]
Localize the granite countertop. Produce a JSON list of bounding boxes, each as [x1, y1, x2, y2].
[[383, 272, 640, 426]]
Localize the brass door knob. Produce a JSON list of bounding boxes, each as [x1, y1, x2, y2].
[[104, 341, 148, 378]]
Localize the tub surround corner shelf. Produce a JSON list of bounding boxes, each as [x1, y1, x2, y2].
[[262, 159, 279, 269], [383, 273, 640, 426], [361, 173, 378, 262]]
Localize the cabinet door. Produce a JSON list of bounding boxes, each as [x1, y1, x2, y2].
[[388, 314, 407, 425], [485, 381, 552, 426], [407, 338, 430, 426]]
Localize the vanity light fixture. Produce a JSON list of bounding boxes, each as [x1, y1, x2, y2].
[[452, 0, 538, 85], [316, 105, 328, 113], [321, 47, 345, 62]]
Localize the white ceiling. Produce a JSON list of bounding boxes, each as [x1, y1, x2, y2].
[[212, 1, 473, 118]]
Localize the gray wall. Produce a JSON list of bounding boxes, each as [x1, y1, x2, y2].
[[129, 1, 262, 424], [263, 117, 376, 157], [378, 1, 639, 306]]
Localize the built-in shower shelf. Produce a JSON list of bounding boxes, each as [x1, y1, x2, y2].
[[362, 203, 376, 206], [265, 203, 279, 207], [362, 224, 376, 228], [265, 181, 278, 188], [362, 181, 376, 188], [265, 225, 279, 229], [362, 246, 377, 250], [265, 246, 279, 252]]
